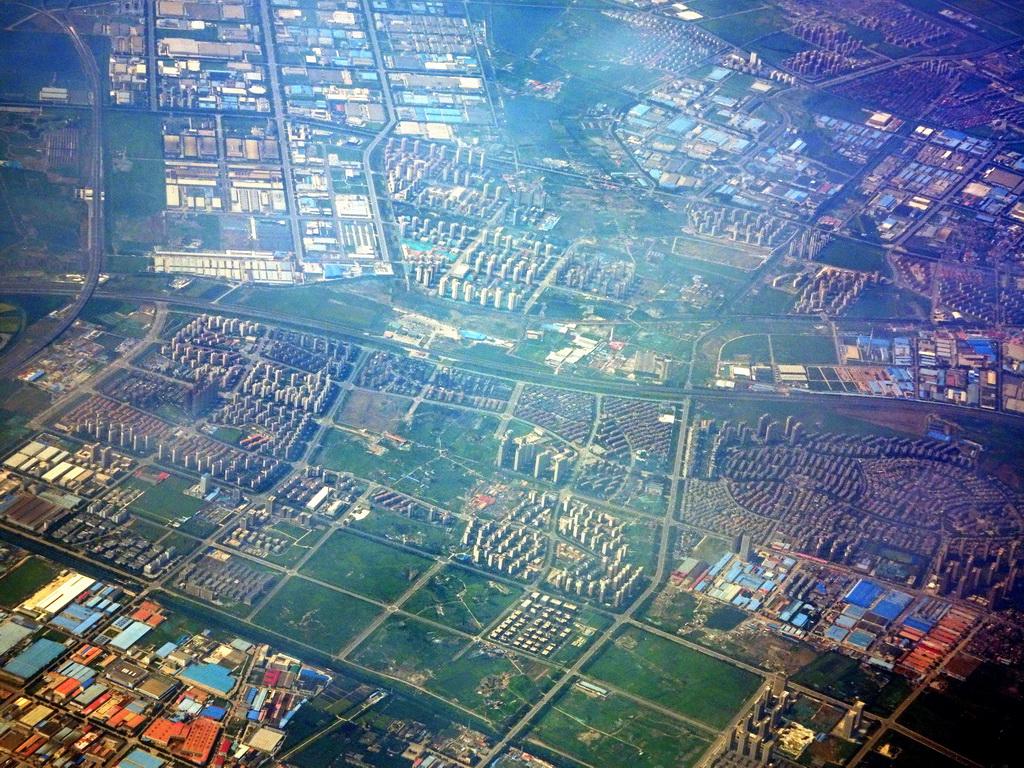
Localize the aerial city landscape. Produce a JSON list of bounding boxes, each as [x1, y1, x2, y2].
[[0, 0, 1023, 766]]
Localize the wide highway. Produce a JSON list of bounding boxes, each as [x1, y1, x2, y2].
[[0, 2, 105, 379]]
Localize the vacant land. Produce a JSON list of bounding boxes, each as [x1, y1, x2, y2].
[[352, 615, 555, 723], [348, 508, 467, 555], [300, 530, 434, 603], [793, 652, 910, 713], [338, 390, 411, 433], [316, 428, 479, 508], [403, 404, 501, 465], [531, 686, 711, 768], [253, 576, 382, 655], [586, 627, 761, 729], [124, 474, 206, 522], [0, 556, 58, 608], [403, 565, 521, 634]]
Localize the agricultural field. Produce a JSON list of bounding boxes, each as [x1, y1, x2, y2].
[[530, 686, 712, 768], [252, 576, 382, 655], [299, 530, 434, 603], [585, 627, 762, 729]]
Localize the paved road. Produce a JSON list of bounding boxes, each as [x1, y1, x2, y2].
[[358, 0, 398, 266], [10, 283, 1024, 439], [0, 3, 104, 379], [476, 398, 693, 763]]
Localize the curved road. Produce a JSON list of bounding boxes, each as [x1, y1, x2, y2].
[[0, 1, 104, 378]]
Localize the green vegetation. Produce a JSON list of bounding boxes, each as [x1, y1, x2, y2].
[[105, 113, 165, 250], [897, 662, 1024, 766], [300, 530, 434, 603], [316, 429, 480, 508], [861, 730, 963, 768], [0, 556, 59, 607], [222, 284, 392, 335], [531, 686, 711, 768], [403, 404, 501, 465], [643, 587, 697, 635], [815, 239, 891, 276], [719, 334, 770, 363], [124, 475, 206, 523], [352, 615, 555, 723], [586, 627, 761, 729], [80, 299, 149, 338], [403, 565, 520, 634], [793, 652, 910, 713], [771, 334, 838, 365], [253, 576, 382, 654], [700, 7, 790, 45], [350, 509, 464, 557]]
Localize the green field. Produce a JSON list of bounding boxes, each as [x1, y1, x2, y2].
[[700, 7, 789, 45], [300, 530, 434, 603], [861, 730, 962, 768], [253, 576, 382, 655], [531, 686, 712, 768], [719, 334, 771, 363], [586, 627, 761, 729], [222, 284, 392, 335], [643, 587, 697, 635], [896, 662, 1022, 766], [348, 508, 466, 556], [104, 112, 165, 250], [403, 565, 521, 634], [815, 239, 891, 276], [0, 556, 59, 608], [353, 615, 555, 722], [124, 475, 206, 521], [403, 404, 501, 465], [316, 429, 480, 508], [793, 652, 910, 712], [771, 334, 838, 365]]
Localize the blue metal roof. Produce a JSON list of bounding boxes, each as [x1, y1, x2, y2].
[[2, 638, 65, 679]]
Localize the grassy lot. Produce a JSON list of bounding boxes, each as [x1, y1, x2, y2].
[[700, 7, 790, 45], [815, 239, 891, 277], [352, 615, 555, 723], [316, 429, 480, 508], [771, 334, 838, 365], [222, 284, 392, 335], [348, 508, 467, 556], [861, 730, 962, 768], [253, 576, 382, 655], [403, 565, 521, 634], [300, 530, 434, 603], [531, 686, 711, 768], [896, 662, 1022, 766], [642, 586, 697, 635], [719, 334, 771, 363], [0, 557, 59, 608], [793, 652, 910, 713], [586, 627, 761, 729], [403, 404, 501, 465], [123, 475, 206, 522], [105, 112, 165, 250]]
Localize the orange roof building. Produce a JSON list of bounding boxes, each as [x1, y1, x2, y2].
[[180, 717, 220, 765]]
